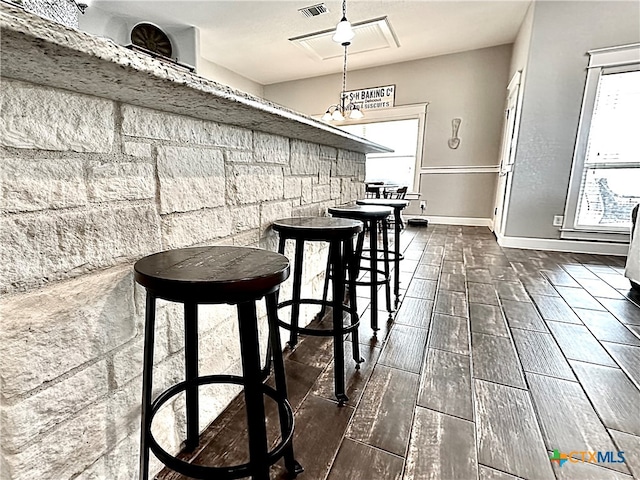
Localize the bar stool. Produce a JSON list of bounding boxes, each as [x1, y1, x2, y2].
[[134, 246, 302, 480], [328, 205, 394, 331], [272, 217, 363, 405], [356, 198, 409, 307]]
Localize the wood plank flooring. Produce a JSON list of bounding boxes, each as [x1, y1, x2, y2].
[[157, 225, 640, 480]]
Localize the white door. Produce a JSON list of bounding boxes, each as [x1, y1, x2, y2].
[[493, 71, 522, 236]]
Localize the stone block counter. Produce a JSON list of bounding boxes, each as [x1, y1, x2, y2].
[[0, 5, 388, 479]]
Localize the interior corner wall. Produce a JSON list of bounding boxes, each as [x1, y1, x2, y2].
[[77, 7, 130, 44], [503, 0, 640, 240], [509, 1, 535, 81], [196, 56, 265, 98], [264, 44, 513, 220]]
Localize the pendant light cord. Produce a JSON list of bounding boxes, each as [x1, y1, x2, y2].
[[323, 0, 360, 121], [341, 44, 348, 110], [340, 0, 350, 111]]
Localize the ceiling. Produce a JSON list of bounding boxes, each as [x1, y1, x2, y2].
[[88, 1, 531, 85]]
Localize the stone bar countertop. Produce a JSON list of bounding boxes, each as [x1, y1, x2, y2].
[[0, 4, 390, 155]]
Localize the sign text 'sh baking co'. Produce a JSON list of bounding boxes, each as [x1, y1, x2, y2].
[[343, 85, 395, 111]]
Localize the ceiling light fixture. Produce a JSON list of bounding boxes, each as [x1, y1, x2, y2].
[[331, 0, 354, 45], [322, 0, 363, 123]]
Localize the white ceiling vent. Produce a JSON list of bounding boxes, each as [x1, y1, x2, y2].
[[289, 17, 399, 60], [298, 3, 329, 18]]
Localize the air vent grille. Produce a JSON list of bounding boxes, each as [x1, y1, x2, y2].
[[298, 3, 329, 18]]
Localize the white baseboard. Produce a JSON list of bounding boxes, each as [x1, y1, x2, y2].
[[404, 217, 629, 256], [406, 215, 493, 227], [495, 232, 629, 256]]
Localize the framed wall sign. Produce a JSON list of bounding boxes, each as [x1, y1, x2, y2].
[[343, 85, 395, 111]]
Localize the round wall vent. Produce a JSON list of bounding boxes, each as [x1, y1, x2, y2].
[[131, 22, 172, 58]]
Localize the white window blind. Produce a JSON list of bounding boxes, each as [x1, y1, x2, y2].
[[563, 44, 640, 240], [575, 69, 640, 229]]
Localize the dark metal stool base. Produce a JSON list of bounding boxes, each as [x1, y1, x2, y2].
[[356, 198, 409, 307], [272, 217, 363, 405], [146, 375, 297, 480], [135, 246, 301, 480], [277, 239, 362, 405], [327, 206, 395, 332]]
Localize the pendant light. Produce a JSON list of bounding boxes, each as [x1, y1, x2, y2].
[[321, 0, 363, 123], [332, 0, 355, 45]]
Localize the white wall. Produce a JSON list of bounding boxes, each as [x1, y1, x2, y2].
[[265, 44, 513, 220], [79, 8, 263, 96], [504, 1, 640, 239]]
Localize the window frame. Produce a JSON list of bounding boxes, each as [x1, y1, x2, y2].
[[561, 43, 640, 242]]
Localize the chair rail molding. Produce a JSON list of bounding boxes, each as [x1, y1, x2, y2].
[[419, 165, 500, 174]]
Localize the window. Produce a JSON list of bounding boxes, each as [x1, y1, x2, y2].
[[325, 103, 427, 192], [563, 44, 640, 240], [340, 119, 419, 187]]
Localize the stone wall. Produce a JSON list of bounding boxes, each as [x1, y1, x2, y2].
[[21, 0, 79, 29], [0, 78, 365, 479]]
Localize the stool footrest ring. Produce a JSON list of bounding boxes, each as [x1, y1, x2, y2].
[[359, 248, 404, 262], [355, 267, 391, 288], [147, 374, 294, 480], [277, 298, 360, 336]]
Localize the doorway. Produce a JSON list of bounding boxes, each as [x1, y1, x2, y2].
[[493, 71, 522, 236]]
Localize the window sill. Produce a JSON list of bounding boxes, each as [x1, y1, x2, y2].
[[560, 228, 630, 243]]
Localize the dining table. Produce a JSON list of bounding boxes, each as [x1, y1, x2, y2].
[[365, 182, 406, 199]]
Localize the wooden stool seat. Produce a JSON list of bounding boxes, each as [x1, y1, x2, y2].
[[134, 246, 289, 303], [272, 216, 363, 241], [356, 198, 409, 209], [328, 204, 393, 220]]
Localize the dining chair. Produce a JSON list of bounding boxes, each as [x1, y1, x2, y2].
[[391, 186, 408, 199]]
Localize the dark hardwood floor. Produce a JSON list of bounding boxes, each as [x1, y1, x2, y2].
[[158, 225, 640, 480]]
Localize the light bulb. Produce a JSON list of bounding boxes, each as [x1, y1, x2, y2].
[[349, 107, 364, 119], [332, 18, 355, 44], [331, 109, 345, 121]]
